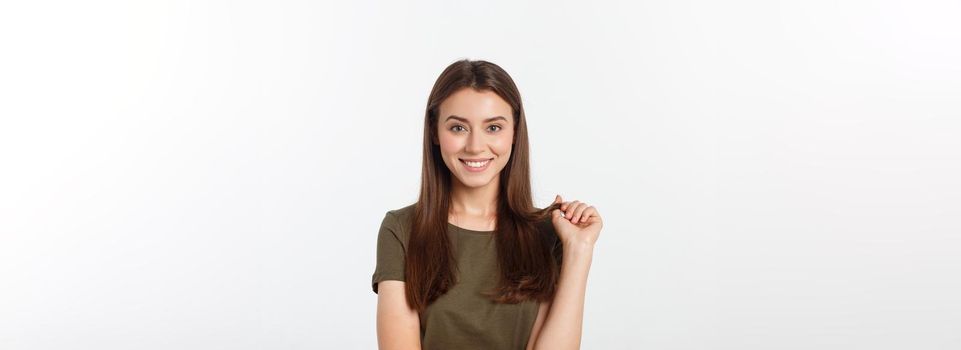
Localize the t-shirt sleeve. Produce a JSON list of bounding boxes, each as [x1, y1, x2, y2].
[[372, 211, 406, 294]]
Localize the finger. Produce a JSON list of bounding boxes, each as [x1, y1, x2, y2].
[[573, 204, 593, 224], [576, 205, 597, 223], [588, 208, 603, 224], [565, 201, 581, 220], [572, 203, 591, 224], [563, 200, 578, 217], [552, 208, 562, 219]]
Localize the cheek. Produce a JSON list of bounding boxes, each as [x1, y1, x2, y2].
[[437, 133, 461, 154], [493, 132, 514, 154]]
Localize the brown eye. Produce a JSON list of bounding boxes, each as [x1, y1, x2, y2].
[[450, 125, 466, 132], [487, 125, 502, 132]]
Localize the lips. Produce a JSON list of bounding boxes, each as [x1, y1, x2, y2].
[[459, 158, 492, 170]]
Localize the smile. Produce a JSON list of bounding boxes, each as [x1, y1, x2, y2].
[[459, 158, 493, 172]]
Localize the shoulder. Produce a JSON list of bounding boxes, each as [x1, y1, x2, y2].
[[380, 202, 417, 240], [385, 202, 416, 225]]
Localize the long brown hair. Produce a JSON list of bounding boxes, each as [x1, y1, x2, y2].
[[405, 59, 563, 312]]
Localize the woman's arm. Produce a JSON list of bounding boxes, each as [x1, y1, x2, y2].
[[530, 195, 601, 350], [525, 300, 551, 350], [530, 242, 594, 350], [376, 280, 422, 350]]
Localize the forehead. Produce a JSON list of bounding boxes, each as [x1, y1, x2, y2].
[[439, 88, 512, 123]]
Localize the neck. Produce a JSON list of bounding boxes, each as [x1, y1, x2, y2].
[[449, 175, 500, 218]]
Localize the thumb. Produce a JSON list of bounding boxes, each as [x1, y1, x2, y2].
[[552, 208, 565, 220]]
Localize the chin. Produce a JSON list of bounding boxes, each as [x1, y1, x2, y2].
[[456, 174, 497, 188]]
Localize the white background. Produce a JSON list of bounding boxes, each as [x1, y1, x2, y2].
[[1, 0, 959, 349]]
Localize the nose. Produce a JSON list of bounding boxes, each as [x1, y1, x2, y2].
[[466, 129, 485, 153]]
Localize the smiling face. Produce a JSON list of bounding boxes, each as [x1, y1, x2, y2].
[[434, 88, 515, 190]]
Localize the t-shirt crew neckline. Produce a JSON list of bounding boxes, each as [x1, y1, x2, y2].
[[447, 222, 494, 234]]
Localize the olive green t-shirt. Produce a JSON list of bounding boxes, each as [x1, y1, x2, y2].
[[372, 203, 562, 350]]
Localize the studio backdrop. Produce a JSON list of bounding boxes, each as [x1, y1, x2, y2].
[[1, 0, 959, 349]]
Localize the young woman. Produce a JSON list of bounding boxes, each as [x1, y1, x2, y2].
[[372, 59, 603, 350]]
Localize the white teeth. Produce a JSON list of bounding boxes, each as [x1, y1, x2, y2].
[[464, 159, 490, 168]]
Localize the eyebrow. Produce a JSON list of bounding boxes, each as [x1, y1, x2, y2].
[[445, 115, 508, 123]]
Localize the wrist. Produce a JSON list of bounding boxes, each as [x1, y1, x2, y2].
[[563, 240, 595, 257]]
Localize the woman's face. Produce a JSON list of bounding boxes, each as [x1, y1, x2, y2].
[[435, 88, 515, 190]]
